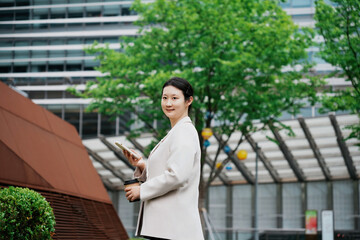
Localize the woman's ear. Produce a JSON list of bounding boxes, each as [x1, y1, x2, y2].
[[187, 96, 193, 106]]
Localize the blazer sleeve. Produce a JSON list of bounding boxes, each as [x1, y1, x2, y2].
[[140, 126, 197, 201]]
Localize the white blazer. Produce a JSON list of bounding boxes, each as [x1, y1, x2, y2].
[[134, 116, 204, 240]]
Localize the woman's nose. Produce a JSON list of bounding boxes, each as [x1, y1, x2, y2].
[[166, 100, 172, 106]]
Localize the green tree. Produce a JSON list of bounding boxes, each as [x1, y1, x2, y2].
[[315, 0, 360, 146], [71, 0, 323, 205]]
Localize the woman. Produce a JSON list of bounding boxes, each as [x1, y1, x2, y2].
[[123, 77, 204, 240]]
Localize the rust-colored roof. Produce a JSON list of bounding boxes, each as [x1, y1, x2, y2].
[[0, 81, 109, 203]]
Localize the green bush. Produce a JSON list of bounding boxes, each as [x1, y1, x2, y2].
[[0, 186, 56, 240]]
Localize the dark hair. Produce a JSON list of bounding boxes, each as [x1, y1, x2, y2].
[[162, 77, 194, 113]]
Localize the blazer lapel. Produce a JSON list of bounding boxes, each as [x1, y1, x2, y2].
[[148, 117, 192, 157]]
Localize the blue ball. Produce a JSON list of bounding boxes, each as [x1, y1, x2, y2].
[[224, 145, 231, 153], [204, 140, 211, 147], [225, 164, 232, 170]]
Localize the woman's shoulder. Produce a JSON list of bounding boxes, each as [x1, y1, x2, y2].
[[174, 121, 197, 134]]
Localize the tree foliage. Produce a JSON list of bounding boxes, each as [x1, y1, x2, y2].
[[71, 0, 323, 190], [315, 0, 360, 147]]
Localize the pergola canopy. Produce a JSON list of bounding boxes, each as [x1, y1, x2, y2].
[[83, 114, 359, 190]]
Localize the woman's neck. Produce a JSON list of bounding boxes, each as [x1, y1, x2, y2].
[[170, 114, 188, 128]]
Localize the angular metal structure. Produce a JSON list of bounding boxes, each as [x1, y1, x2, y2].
[[0, 82, 128, 239]]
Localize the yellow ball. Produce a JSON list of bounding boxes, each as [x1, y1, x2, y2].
[[216, 162, 222, 169], [201, 128, 213, 140], [237, 150, 247, 160]]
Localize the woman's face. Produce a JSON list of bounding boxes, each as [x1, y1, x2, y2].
[[161, 85, 192, 124]]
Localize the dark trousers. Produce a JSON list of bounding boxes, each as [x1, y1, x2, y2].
[[142, 235, 170, 240]]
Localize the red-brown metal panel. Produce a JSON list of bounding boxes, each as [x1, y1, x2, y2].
[[0, 141, 52, 188], [0, 82, 128, 239]]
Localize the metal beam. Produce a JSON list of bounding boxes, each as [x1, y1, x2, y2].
[[269, 123, 306, 182], [245, 134, 281, 183], [213, 132, 255, 184], [126, 134, 148, 158], [298, 117, 332, 181], [99, 135, 135, 171], [205, 156, 231, 186], [85, 146, 127, 184], [329, 114, 357, 179]]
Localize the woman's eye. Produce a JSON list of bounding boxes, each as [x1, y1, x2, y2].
[[162, 97, 167, 99]]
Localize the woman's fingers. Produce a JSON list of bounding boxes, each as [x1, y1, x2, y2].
[[122, 149, 140, 166], [124, 186, 140, 201]]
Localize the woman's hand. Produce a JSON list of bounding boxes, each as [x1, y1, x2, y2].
[[123, 149, 146, 171], [125, 186, 140, 202]]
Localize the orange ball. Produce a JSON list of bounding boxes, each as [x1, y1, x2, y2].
[[237, 150, 247, 160], [201, 128, 213, 140]]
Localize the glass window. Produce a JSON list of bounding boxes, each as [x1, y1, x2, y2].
[[292, 0, 312, 7], [103, 5, 120, 16], [13, 65, 28, 72], [209, 186, 226, 239], [70, 0, 84, 3], [68, 7, 83, 18], [32, 50, 47, 59], [50, 8, 66, 17], [28, 91, 45, 99], [0, 24, 12, 31], [33, 8, 48, 21], [14, 50, 29, 59], [258, 184, 277, 228], [65, 104, 80, 133], [296, 107, 313, 118], [103, 37, 119, 44], [48, 64, 63, 71], [85, 6, 101, 17], [46, 104, 63, 119], [283, 183, 303, 228], [279, 0, 291, 8], [32, 40, 48, 46], [0, 11, 14, 21], [15, 9, 30, 20], [84, 59, 98, 70], [121, 6, 131, 16], [101, 114, 116, 136], [47, 77, 63, 85], [0, 66, 12, 73], [82, 108, 98, 139], [47, 91, 63, 99], [67, 50, 84, 57], [15, 0, 30, 6], [233, 185, 252, 229], [31, 64, 46, 72], [68, 39, 83, 45], [307, 181, 328, 230], [33, 0, 49, 5], [0, 51, 12, 60], [278, 111, 293, 121], [1, 0, 14, 7], [49, 50, 65, 58], [333, 180, 354, 230], [51, 0, 64, 4], [66, 63, 82, 71]]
